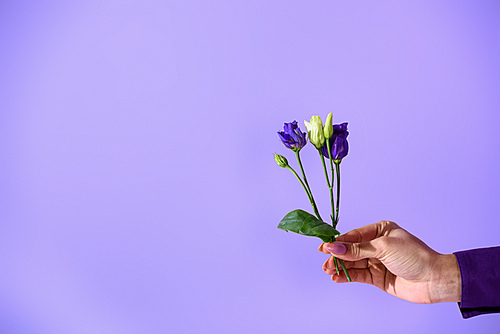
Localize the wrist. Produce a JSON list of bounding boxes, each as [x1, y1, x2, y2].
[[429, 254, 461, 303]]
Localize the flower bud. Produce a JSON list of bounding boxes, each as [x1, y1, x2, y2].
[[274, 154, 289, 168], [324, 113, 333, 139], [304, 116, 325, 149]]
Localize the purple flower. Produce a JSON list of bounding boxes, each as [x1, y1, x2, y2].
[[321, 122, 349, 160], [278, 121, 308, 151]]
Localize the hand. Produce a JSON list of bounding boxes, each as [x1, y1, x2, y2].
[[318, 221, 461, 304]]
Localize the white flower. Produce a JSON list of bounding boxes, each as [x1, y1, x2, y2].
[[304, 116, 325, 149]]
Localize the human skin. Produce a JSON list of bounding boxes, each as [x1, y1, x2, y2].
[[318, 221, 461, 304]]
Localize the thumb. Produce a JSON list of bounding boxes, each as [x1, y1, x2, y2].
[[325, 239, 383, 261]]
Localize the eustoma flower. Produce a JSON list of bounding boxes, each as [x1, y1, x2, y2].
[[277, 120, 321, 220], [304, 116, 325, 149], [275, 113, 352, 282], [277, 121, 308, 151], [322, 122, 349, 161]]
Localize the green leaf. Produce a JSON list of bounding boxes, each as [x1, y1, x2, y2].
[[277, 209, 340, 243]]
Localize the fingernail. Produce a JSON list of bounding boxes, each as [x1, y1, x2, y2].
[[325, 243, 346, 255]]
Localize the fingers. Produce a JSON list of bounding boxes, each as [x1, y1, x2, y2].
[[324, 239, 383, 262], [319, 239, 384, 261], [322, 256, 369, 274], [322, 256, 374, 284], [318, 221, 400, 259], [318, 243, 331, 254], [331, 269, 374, 284], [336, 221, 399, 243]]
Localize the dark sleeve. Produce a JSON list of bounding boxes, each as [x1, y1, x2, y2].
[[454, 246, 500, 319]]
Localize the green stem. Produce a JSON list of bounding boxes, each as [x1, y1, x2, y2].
[[319, 150, 336, 224], [295, 151, 312, 196], [319, 150, 335, 224], [324, 142, 340, 275], [332, 159, 350, 282], [326, 139, 335, 225], [334, 160, 341, 228], [285, 165, 312, 203], [285, 165, 322, 221], [319, 149, 331, 189], [295, 151, 323, 221], [339, 259, 351, 282]]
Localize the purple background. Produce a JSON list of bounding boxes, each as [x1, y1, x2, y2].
[[1, 1, 499, 333]]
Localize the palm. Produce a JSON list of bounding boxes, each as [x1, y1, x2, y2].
[[365, 258, 432, 303]]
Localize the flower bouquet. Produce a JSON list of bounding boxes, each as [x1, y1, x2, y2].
[[275, 114, 351, 281]]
